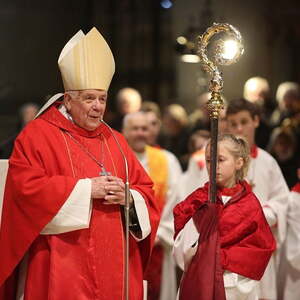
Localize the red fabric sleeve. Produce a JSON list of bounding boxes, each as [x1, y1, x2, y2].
[[220, 195, 276, 280], [0, 127, 78, 287], [173, 186, 208, 239]]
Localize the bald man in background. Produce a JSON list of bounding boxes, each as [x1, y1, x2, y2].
[[110, 87, 142, 131], [123, 112, 182, 300]]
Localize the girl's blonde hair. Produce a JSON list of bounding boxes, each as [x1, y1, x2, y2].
[[207, 133, 250, 181]]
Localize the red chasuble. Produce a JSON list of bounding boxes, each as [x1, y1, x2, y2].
[[174, 180, 276, 300], [0, 104, 160, 300]]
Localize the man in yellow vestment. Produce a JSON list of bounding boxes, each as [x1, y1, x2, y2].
[[123, 111, 182, 300]]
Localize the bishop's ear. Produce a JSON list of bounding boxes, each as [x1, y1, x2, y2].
[[63, 93, 72, 111]]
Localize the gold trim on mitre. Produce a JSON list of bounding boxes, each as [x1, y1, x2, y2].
[[58, 27, 115, 91]]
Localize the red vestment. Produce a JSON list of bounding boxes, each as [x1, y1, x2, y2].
[[174, 180, 276, 300], [0, 104, 160, 300]]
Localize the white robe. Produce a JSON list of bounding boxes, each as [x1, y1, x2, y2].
[[176, 148, 289, 299], [136, 149, 182, 300], [0, 159, 8, 223], [277, 187, 300, 300], [176, 154, 208, 203], [247, 149, 289, 300], [173, 195, 259, 300]]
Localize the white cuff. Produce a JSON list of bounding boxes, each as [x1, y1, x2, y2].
[[224, 271, 258, 293], [157, 226, 174, 249], [263, 206, 277, 227], [173, 218, 199, 271], [41, 179, 92, 234], [130, 189, 151, 241]]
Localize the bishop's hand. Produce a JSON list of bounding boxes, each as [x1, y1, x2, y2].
[[91, 176, 110, 199], [103, 176, 130, 206]]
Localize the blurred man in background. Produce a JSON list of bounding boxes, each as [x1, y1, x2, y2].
[[0, 102, 39, 159], [243, 76, 274, 148], [110, 87, 142, 131], [123, 111, 182, 300]]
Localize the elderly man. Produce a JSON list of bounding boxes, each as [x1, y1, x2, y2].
[[122, 112, 182, 300], [243, 76, 275, 148], [0, 28, 159, 300]]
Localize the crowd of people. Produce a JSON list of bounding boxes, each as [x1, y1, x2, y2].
[[0, 27, 300, 300], [107, 80, 299, 299]]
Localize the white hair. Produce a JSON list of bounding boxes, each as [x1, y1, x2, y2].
[[165, 104, 188, 126], [19, 102, 39, 115], [64, 90, 80, 99], [117, 87, 142, 102], [243, 77, 270, 101], [122, 111, 146, 130], [276, 81, 300, 108]]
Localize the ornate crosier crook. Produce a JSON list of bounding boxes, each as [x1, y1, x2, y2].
[[197, 23, 244, 203]]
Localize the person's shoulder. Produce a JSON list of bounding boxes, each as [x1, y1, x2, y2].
[[143, 146, 170, 167], [256, 147, 277, 164], [107, 129, 135, 154], [163, 148, 180, 162], [190, 185, 207, 197], [257, 147, 271, 158], [145, 145, 167, 157], [164, 149, 182, 171], [16, 118, 51, 139], [185, 185, 208, 203], [236, 188, 263, 218], [106, 128, 127, 144], [174, 185, 207, 215], [245, 190, 262, 207], [236, 181, 261, 206], [148, 145, 163, 153], [110, 127, 122, 137], [10, 119, 55, 152]]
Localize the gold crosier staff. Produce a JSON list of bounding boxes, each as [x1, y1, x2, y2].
[[197, 23, 244, 202]]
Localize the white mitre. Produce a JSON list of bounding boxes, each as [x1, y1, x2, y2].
[[58, 27, 115, 91], [35, 28, 115, 118]]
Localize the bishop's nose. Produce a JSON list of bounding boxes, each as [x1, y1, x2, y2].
[[92, 99, 103, 111]]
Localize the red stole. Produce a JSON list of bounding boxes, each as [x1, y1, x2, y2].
[[179, 203, 226, 300], [0, 104, 160, 300]]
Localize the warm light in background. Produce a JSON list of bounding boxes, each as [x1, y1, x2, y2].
[[181, 54, 200, 63], [176, 36, 187, 45]]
